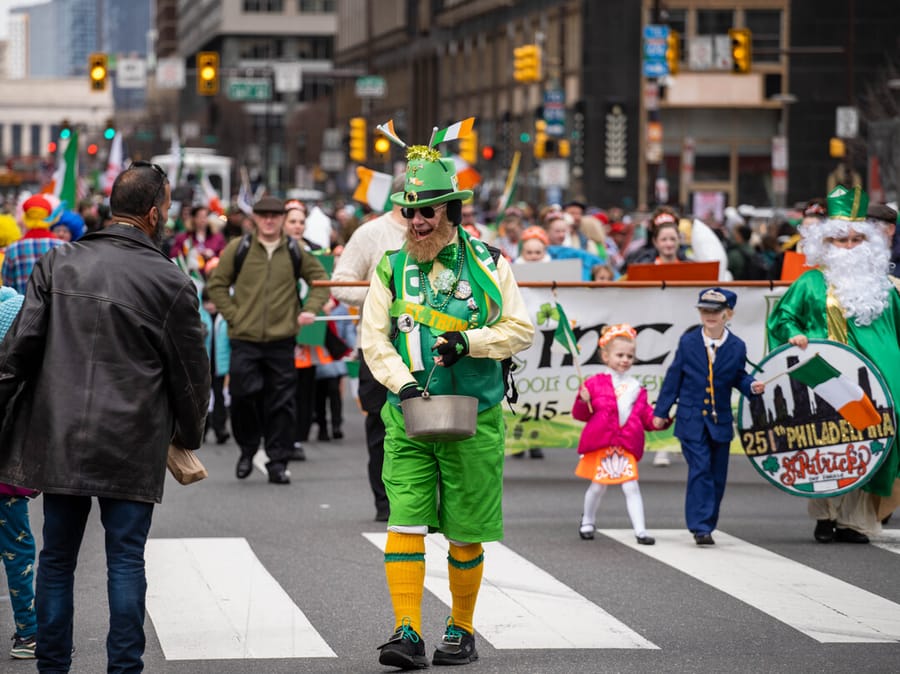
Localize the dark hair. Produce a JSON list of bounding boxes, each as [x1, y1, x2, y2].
[[191, 205, 209, 218], [110, 163, 168, 218], [735, 224, 753, 243], [446, 199, 462, 225]]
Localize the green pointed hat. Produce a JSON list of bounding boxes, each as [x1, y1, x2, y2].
[[390, 145, 473, 208], [826, 184, 869, 221]]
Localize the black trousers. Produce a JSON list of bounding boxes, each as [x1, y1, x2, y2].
[[315, 376, 343, 432], [206, 373, 228, 437], [358, 353, 388, 512], [229, 338, 296, 466], [295, 367, 317, 442]]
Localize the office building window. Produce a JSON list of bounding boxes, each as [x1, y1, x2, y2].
[[696, 9, 733, 36], [30, 125, 41, 157], [299, 0, 334, 11], [11, 124, 22, 157], [244, 0, 283, 12], [745, 10, 782, 64]]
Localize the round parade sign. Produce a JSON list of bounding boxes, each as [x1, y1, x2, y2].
[[737, 340, 895, 498]]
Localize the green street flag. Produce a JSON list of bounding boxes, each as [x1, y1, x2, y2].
[[54, 129, 79, 209], [553, 302, 580, 354], [496, 151, 521, 215], [788, 353, 880, 431]]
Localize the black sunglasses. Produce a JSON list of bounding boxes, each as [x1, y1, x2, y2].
[[401, 204, 446, 219], [130, 160, 167, 178], [130, 161, 168, 209]]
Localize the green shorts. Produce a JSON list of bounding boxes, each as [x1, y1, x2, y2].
[[381, 402, 506, 542]]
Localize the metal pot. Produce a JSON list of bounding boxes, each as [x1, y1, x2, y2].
[[401, 393, 478, 441], [400, 362, 478, 441]]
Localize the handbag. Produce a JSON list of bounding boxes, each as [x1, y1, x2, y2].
[[166, 444, 208, 485]]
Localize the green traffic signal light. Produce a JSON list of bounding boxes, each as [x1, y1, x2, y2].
[[60, 127, 71, 140], [104, 126, 115, 140], [519, 132, 531, 143]]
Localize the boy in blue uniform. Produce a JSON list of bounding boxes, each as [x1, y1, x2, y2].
[[653, 288, 765, 545]]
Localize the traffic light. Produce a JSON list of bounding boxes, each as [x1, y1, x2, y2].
[[89, 52, 107, 91], [197, 51, 219, 95], [459, 131, 478, 164], [513, 44, 542, 83], [729, 28, 752, 73], [59, 120, 71, 141], [373, 133, 390, 159], [572, 100, 586, 170], [666, 30, 680, 75], [103, 119, 116, 140], [47, 141, 58, 154], [534, 120, 547, 159], [481, 145, 495, 161], [87, 143, 99, 156], [558, 139, 570, 158], [349, 117, 367, 163]]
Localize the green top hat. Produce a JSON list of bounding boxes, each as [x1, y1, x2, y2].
[[390, 146, 473, 208], [827, 184, 869, 221]]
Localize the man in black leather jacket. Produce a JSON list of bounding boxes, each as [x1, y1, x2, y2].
[[0, 161, 210, 672]]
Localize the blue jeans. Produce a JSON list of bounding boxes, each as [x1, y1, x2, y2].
[[36, 494, 154, 673]]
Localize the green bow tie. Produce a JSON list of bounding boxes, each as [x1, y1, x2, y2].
[[419, 243, 458, 274]]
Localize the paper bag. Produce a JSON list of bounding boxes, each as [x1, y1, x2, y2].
[[167, 444, 208, 485]]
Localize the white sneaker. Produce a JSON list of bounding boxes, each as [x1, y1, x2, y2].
[[653, 451, 671, 467]]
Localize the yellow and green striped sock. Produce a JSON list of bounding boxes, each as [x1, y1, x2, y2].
[[384, 531, 426, 634], [447, 542, 484, 634]]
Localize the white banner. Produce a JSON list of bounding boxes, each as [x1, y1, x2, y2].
[[502, 284, 787, 453]]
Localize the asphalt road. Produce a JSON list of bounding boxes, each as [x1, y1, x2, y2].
[[4, 400, 899, 674]]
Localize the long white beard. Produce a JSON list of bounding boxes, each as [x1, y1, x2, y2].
[[821, 241, 892, 326]]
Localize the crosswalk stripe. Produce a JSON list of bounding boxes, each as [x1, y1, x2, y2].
[[145, 538, 336, 660], [364, 532, 657, 649], [600, 529, 900, 643], [872, 529, 900, 554]]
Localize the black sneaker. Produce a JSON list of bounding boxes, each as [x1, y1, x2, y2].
[[432, 618, 478, 666], [10, 633, 36, 659], [377, 618, 427, 670]]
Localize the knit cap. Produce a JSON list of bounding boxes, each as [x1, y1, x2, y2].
[[0, 286, 24, 340]]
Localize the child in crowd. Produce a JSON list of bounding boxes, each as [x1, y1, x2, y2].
[[573, 324, 667, 544], [199, 288, 231, 444], [0, 285, 38, 659], [314, 295, 356, 441], [515, 226, 552, 263], [653, 288, 764, 545]]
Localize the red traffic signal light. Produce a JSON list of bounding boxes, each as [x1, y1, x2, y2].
[[481, 145, 495, 161], [47, 141, 58, 154], [87, 143, 99, 155]]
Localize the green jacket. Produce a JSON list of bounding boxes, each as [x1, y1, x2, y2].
[[207, 233, 330, 342]]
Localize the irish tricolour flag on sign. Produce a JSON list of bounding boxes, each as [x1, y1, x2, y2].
[[787, 354, 881, 431]]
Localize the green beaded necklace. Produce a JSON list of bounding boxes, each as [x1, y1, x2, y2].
[[419, 240, 464, 311]]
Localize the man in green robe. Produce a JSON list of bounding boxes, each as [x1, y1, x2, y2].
[[768, 185, 900, 544]]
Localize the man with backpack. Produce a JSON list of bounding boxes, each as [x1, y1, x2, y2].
[[207, 195, 329, 484]]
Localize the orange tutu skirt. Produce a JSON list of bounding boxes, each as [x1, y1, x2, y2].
[[575, 447, 639, 485]]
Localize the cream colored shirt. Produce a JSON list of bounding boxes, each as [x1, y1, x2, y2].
[[331, 210, 407, 307], [361, 234, 535, 394]]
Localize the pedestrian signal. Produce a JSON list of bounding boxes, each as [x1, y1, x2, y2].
[[197, 52, 219, 95], [89, 53, 108, 91], [729, 28, 752, 73]]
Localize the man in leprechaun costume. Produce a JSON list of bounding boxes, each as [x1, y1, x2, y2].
[[768, 184, 900, 544], [361, 142, 533, 668]]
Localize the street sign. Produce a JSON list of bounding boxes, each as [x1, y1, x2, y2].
[[836, 106, 859, 139], [273, 63, 302, 93], [538, 159, 570, 189], [643, 60, 668, 78], [116, 57, 147, 89], [227, 78, 272, 102], [643, 24, 670, 41], [156, 57, 185, 89], [355, 75, 386, 98], [320, 150, 346, 172], [543, 88, 566, 138]]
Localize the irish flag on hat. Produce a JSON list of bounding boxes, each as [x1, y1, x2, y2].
[[787, 354, 881, 430]]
